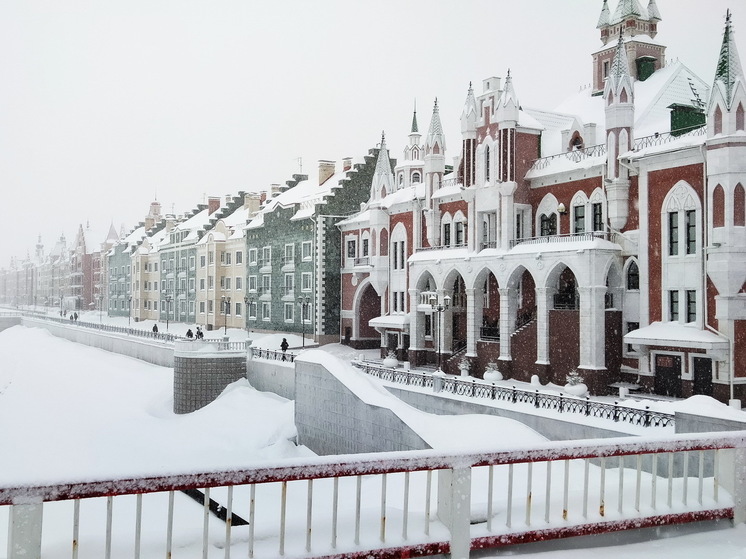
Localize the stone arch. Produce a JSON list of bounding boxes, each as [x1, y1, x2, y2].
[[713, 184, 725, 228], [735, 183, 745, 227], [351, 278, 381, 343], [536, 193, 560, 236], [474, 266, 500, 341]]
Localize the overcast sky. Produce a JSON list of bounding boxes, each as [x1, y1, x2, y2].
[[0, 0, 743, 266]]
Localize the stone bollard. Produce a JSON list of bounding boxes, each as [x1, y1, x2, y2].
[[433, 370, 446, 393]]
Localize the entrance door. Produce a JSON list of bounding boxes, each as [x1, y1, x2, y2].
[[692, 357, 714, 396], [654, 354, 682, 397]]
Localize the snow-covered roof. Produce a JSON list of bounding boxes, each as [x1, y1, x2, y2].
[[624, 321, 730, 350]]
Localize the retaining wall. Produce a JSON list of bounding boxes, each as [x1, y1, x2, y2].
[[19, 317, 174, 367], [246, 354, 296, 400], [294, 359, 430, 456]]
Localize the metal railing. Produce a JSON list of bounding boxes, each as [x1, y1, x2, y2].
[[2, 432, 742, 559], [633, 125, 706, 151], [352, 361, 674, 428], [529, 143, 608, 171], [480, 326, 500, 340], [24, 313, 181, 343], [250, 346, 296, 363]]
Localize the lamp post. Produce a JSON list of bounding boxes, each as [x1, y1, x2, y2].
[[165, 294, 172, 331], [98, 294, 103, 323], [128, 295, 132, 326], [244, 295, 253, 336], [297, 295, 310, 348], [222, 296, 231, 336], [429, 293, 451, 373]]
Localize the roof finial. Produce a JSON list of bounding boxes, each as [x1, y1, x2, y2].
[[507, 68, 511, 79], [411, 99, 419, 133]]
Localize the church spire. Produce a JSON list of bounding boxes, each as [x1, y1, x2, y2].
[[712, 9, 744, 110], [597, 0, 610, 29], [411, 100, 419, 133], [427, 98, 445, 152], [370, 131, 395, 203], [647, 0, 662, 22], [610, 33, 630, 80]]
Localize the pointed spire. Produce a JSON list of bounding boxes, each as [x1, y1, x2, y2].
[[502, 68, 519, 107], [647, 0, 662, 22], [610, 33, 630, 79], [597, 0, 610, 28], [370, 131, 394, 200], [611, 0, 643, 24], [429, 98, 444, 136], [411, 100, 419, 133], [713, 9, 744, 109]]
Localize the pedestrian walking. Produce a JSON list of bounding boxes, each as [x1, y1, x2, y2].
[[280, 338, 289, 360], [152, 324, 158, 334], [186, 328, 194, 339], [196, 326, 203, 339]]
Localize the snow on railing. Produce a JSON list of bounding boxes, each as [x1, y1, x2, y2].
[[3, 433, 744, 559], [352, 361, 675, 428], [250, 346, 296, 363]]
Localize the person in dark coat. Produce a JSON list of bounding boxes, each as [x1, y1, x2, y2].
[[152, 324, 158, 334], [280, 338, 289, 360], [196, 326, 203, 339], [186, 329, 194, 339]]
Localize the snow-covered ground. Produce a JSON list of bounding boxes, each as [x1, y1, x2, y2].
[[2, 319, 746, 557]]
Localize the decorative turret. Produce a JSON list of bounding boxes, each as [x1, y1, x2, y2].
[[459, 84, 478, 187], [593, 0, 665, 94], [398, 104, 425, 190], [495, 69, 520, 125], [369, 132, 395, 205], [604, 34, 635, 230], [424, 99, 446, 246]]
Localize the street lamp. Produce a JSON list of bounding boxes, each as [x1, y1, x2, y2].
[[128, 295, 132, 326], [244, 295, 253, 336], [222, 296, 231, 336], [429, 293, 451, 373], [165, 294, 172, 331], [297, 295, 310, 348], [98, 294, 103, 323]]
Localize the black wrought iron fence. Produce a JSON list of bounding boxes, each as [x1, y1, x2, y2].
[[352, 361, 674, 428], [22, 312, 181, 343], [250, 347, 295, 363]]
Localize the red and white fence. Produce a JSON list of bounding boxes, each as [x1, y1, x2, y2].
[[3, 432, 746, 559]]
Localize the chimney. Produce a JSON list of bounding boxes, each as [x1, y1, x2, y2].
[[270, 184, 282, 198], [208, 196, 221, 215], [318, 160, 336, 185], [165, 214, 176, 232], [225, 193, 233, 206], [342, 157, 352, 172], [243, 192, 262, 214]]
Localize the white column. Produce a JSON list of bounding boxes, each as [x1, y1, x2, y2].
[[408, 288, 423, 351], [498, 287, 515, 362], [437, 468, 472, 559], [578, 286, 607, 370], [8, 502, 43, 559], [466, 288, 477, 357], [535, 287, 554, 365]]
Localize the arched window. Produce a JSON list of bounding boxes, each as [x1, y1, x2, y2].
[[713, 185, 725, 228], [626, 260, 640, 290], [714, 105, 723, 135], [411, 171, 421, 183], [737, 103, 745, 131], [540, 214, 557, 236], [569, 131, 584, 151], [736, 184, 746, 226]]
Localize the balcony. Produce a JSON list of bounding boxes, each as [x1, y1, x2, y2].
[[353, 256, 370, 267], [510, 230, 608, 249]]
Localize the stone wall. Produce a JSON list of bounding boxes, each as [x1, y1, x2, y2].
[[294, 359, 430, 455], [246, 354, 295, 400], [173, 342, 246, 414], [675, 411, 746, 434], [19, 317, 173, 367]]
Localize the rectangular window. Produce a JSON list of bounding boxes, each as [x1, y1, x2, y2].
[[424, 314, 432, 337], [284, 244, 294, 264], [154, 262, 158, 272], [189, 301, 195, 314], [262, 246, 271, 266], [235, 251, 243, 264], [225, 277, 231, 290], [189, 278, 195, 291], [302, 241, 312, 260], [199, 301, 205, 313], [668, 212, 679, 255], [626, 321, 639, 353], [686, 290, 696, 323], [225, 252, 232, 265], [219, 251, 225, 265], [235, 302, 242, 316], [392, 242, 399, 270], [208, 275, 214, 289], [200, 255, 206, 267], [443, 223, 451, 246], [540, 214, 557, 236], [262, 302, 271, 320], [347, 240, 356, 258], [180, 257, 186, 270], [249, 248, 258, 265], [399, 240, 405, 268], [301, 272, 312, 291], [209, 251, 214, 264], [248, 302, 257, 319], [685, 210, 696, 254], [362, 238, 369, 256], [235, 276, 242, 290], [249, 275, 257, 292], [285, 273, 294, 295], [208, 300, 213, 313], [393, 292, 398, 312], [515, 211, 524, 240], [302, 301, 311, 322], [200, 278, 205, 290], [190, 256, 195, 269], [262, 274, 271, 293], [669, 290, 679, 321], [573, 205, 585, 234], [284, 302, 294, 321]]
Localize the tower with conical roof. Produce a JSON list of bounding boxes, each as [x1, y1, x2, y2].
[[424, 99, 446, 247], [397, 104, 424, 190], [459, 84, 478, 187], [369, 132, 395, 206], [592, 0, 666, 95], [604, 34, 635, 231], [705, 11, 746, 362]]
